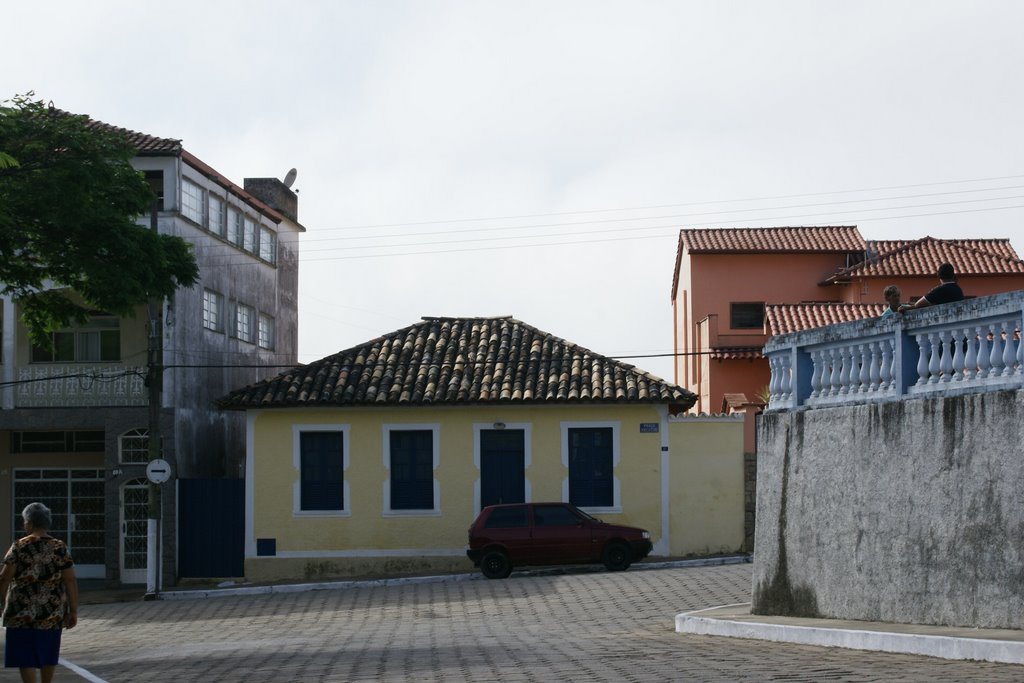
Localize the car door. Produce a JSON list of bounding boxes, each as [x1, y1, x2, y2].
[[530, 503, 593, 564], [478, 505, 532, 564]]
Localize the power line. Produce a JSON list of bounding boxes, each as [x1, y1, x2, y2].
[[302, 184, 1024, 244], [325, 173, 1024, 231]]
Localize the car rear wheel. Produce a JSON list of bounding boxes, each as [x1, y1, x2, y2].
[[480, 550, 512, 579], [602, 542, 632, 571]]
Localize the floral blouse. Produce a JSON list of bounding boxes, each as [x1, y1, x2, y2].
[[2, 536, 74, 630]]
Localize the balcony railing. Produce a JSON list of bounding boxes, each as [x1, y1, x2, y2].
[[14, 364, 147, 408], [763, 290, 1024, 411]]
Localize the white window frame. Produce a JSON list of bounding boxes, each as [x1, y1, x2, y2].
[[259, 226, 276, 263], [292, 424, 350, 517], [382, 424, 441, 517], [243, 217, 257, 253], [560, 420, 622, 514], [181, 179, 205, 225], [226, 206, 242, 245], [208, 194, 225, 237], [202, 289, 224, 332], [118, 428, 149, 465], [235, 303, 254, 343], [258, 313, 274, 350]]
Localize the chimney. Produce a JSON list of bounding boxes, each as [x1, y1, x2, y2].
[[244, 177, 298, 223]]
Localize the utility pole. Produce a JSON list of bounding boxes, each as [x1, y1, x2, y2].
[[144, 200, 164, 600]]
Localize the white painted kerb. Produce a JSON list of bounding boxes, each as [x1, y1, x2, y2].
[[676, 603, 1024, 665]]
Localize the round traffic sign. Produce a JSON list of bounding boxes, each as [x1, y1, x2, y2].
[[146, 458, 172, 484]]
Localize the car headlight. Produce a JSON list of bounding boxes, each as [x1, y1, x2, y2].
[[642, 531, 650, 539]]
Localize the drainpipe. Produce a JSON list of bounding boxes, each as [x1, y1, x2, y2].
[[655, 404, 670, 556]]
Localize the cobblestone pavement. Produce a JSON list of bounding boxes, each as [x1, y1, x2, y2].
[[25, 563, 1024, 682]]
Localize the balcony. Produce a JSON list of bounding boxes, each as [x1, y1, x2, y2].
[[764, 290, 1024, 411], [12, 364, 147, 408]]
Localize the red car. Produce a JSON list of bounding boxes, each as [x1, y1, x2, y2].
[[466, 502, 653, 579]]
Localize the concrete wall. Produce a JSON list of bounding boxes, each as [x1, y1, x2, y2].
[[752, 390, 1024, 629]]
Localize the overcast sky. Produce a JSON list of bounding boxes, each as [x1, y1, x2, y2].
[[5, 1, 1024, 381]]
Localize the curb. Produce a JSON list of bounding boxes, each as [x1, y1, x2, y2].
[[675, 603, 1024, 665], [159, 554, 751, 601]]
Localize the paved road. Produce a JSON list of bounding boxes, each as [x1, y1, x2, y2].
[[12, 563, 1024, 682]]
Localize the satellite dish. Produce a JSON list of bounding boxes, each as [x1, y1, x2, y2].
[[283, 168, 298, 188]]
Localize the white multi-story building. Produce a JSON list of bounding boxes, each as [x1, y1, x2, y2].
[[0, 116, 303, 584]]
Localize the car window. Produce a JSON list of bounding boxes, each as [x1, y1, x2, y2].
[[533, 505, 583, 527], [484, 506, 528, 529]]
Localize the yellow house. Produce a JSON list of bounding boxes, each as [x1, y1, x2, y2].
[[217, 316, 745, 582]]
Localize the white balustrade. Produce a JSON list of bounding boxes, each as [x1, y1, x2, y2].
[[763, 292, 1024, 411]]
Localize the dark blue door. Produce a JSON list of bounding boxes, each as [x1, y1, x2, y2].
[[178, 479, 244, 578], [480, 429, 525, 509]]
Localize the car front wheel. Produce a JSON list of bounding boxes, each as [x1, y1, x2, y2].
[[602, 542, 632, 571], [480, 550, 512, 579]]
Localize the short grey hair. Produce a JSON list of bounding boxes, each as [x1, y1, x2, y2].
[[22, 502, 52, 530]]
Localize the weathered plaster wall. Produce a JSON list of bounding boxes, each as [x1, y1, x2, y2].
[[752, 390, 1024, 629]]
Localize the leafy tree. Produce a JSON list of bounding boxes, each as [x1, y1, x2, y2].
[[0, 93, 199, 346]]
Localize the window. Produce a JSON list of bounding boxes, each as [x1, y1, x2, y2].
[[533, 504, 583, 527], [226, 207, 241, 245], [258, 314, 274, 350], [243, 217, 256, 253], [181, 179, 205, 224], [11, 431, 104, 454], [208, 194, 225, 236], [235, 304, 254, 343], [299, 431, 344, 511], [259, 227, 276, 263], [484, 506, 528, 529], [386, 428, 437, 513], [566, 426, 614, 509], [292, 425, 349, 516], [730, 302, 765, 330], [143, 170, 164, 211], [118, 428, 149, 464], [31, 317, 120, 363], [202, 289, 224, 332]]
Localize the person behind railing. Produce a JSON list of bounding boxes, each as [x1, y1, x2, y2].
[[881, 285, 901, 317], [898, 262, 964, 312]]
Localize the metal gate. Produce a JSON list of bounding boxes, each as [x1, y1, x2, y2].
[[177, 479, 244, 578]]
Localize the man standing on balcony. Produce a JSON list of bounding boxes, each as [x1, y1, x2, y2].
[[899, 263, 964, 312]]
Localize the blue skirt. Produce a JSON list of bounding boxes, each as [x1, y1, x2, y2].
[[5, 628, 62, 668]]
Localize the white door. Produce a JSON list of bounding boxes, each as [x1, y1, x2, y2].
[[12, 469, 106, 579], [119, 479, 149, 584]]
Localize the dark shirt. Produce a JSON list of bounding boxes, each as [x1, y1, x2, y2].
[[923, 281, 964, 306]]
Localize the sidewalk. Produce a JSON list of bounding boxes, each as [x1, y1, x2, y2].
[[676, 602, 1024, 665]]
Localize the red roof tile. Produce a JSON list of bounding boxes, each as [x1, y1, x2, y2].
[[76, 113, 182, 155], [672, 226, 865, 298], [825, 236, 1024, 281], [680, 226, 864, 254], [217, 317, 696, 409], [765, 303, 885, 336], [709, 348, 763, 360]]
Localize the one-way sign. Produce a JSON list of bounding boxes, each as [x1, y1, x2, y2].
[[146, 458, 172, 484]]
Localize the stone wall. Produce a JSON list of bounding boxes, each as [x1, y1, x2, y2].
[[752, 389, 1024, 629]]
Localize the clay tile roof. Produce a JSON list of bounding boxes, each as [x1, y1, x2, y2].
[[825, 236, 1024, 282], [672, 226, 865, 297], [765, 303, 885, 336], [709, 348, 763, 360], [75, 112, 182, 155], [680, 226, 864, 253], [217, 316, 696, 410]]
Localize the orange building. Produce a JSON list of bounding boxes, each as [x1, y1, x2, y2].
[[671, 227, 1024, 415]]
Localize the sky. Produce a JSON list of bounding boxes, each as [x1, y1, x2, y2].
[[5, 1, 1024, 381]]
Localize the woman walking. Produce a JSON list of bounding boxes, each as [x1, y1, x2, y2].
[[0, 503, 79, 683]]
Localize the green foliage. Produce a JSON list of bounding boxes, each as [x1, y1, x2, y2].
[[0, 93, 199, 347]]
